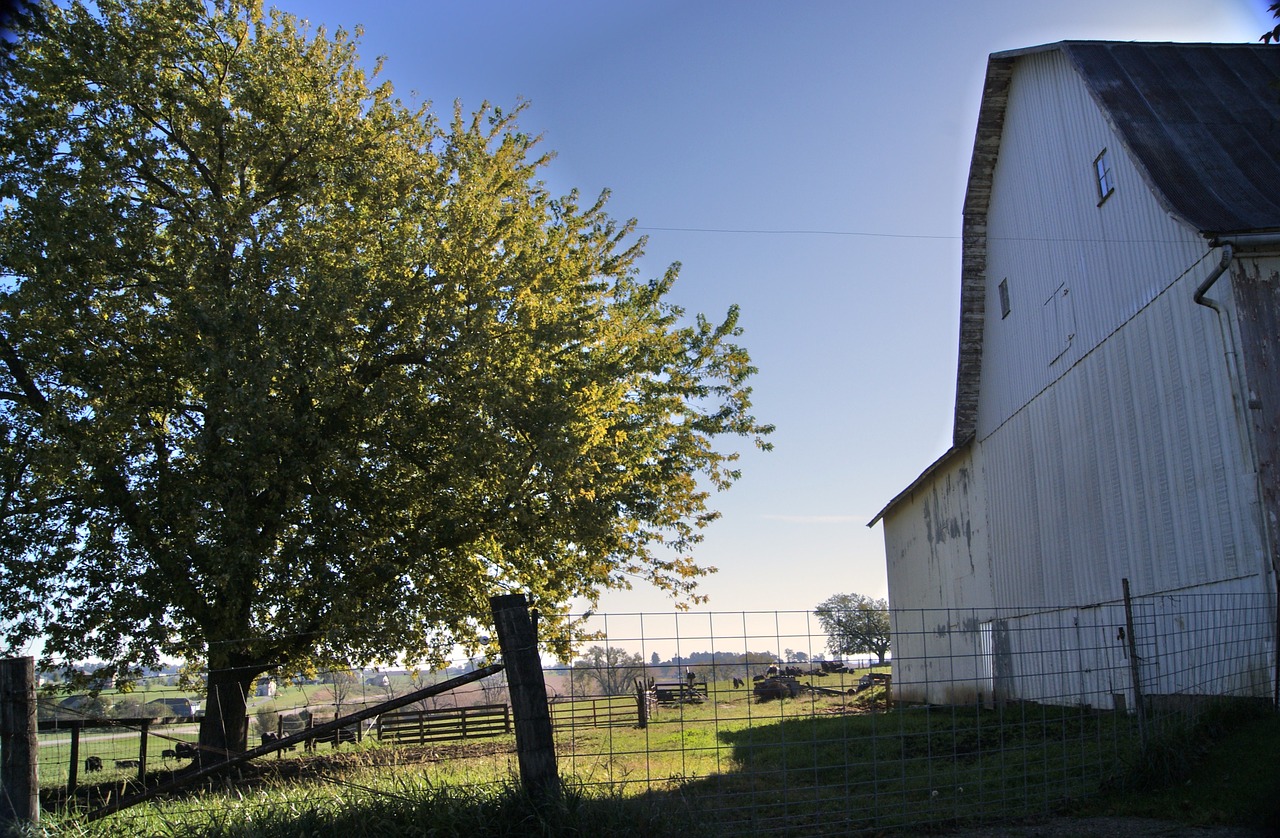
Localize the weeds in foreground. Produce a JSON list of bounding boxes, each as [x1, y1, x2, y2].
[[36, 774, 710, 838]]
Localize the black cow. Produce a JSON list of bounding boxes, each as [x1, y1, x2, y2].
[[84, 755, 103, 772], [262, 731, 295, 751], [174, 742, 198, 759]]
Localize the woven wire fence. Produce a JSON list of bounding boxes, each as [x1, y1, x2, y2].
[[32, 590, 1277, 835]]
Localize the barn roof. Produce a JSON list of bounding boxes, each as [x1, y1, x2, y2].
[[876, 41, 1280, 527], [1036, 41, 1280, 236]]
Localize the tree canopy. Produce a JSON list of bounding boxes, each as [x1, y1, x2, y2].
[[570, 645, 645, 697], [0, 0, 770, 756], [814, 594, 891, 665]]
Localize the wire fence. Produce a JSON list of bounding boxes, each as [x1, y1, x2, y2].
[[28, 589, 1278, 835]]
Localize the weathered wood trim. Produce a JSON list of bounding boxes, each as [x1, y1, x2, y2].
[[1231, 256, 1280, 576], [953, 56, 1014, 444]]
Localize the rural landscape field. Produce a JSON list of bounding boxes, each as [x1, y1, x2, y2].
[[29, 660, 1278, 837]]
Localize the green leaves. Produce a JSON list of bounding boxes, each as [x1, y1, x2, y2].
[[815, 594, 892, 664], [0, 0, 771, 708]]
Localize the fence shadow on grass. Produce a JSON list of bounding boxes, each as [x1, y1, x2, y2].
[[661, 702, 1146, 835]]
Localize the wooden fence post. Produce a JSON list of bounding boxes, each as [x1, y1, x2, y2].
[[634, 677, 649, 729], [67, 722, 81, 797], [0, 656, 39, 828], [490, 593, 558, 803]]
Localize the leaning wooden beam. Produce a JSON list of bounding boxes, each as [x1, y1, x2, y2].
[[85, 662, 505, 823]]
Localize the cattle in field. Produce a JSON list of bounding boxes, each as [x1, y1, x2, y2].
[[174, 742, 198, 759], [161, 749, 177, 759], [314, 725, 358, 748], [85, 755, 103, 772], [261, 730, 295, 751]]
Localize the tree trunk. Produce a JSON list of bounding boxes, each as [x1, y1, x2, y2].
[[198, 661, 259, 764]]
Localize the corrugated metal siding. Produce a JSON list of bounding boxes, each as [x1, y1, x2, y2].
[[892, 581, 1272, 710], [978, 50, 1210, 437], [982, 289, 1264, 607], [973, 50, 1267, 608], [880, 44, 1276, 709]]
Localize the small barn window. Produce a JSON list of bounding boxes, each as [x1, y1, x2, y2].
[[1094, 149, 1115, 205], [998, 278, 1011, 319]]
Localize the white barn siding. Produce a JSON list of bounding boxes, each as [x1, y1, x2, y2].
[[973, 50, 1267, 608], [884, 448, 994, 704], [878, 43, 1280, 711], [977, 50, 1211, 438], [880, 45, 1277, 709]]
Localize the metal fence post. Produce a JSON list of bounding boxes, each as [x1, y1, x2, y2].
[[0, 656, 40, 828], [490, 593, 559, 803], [1122, 578, 1148, 747]]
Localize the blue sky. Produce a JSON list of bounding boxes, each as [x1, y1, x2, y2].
[[275, 0, 1273, 617]]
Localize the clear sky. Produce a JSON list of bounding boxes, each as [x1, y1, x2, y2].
[[273, 0, 1272, 620]]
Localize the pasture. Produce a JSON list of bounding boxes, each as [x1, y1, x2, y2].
[[32, 669, 1159, 836]]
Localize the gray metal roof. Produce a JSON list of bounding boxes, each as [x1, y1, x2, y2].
[[1052, 41, 1280, 236]]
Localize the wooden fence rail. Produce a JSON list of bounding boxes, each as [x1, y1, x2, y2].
[[549, 694, 641, 730], [376, 704, 512, 746]]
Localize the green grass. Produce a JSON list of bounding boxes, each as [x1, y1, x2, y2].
[[29, 679, 1277, 837], [38, 725, 201, 791], [1085, 700, 1280, 830]]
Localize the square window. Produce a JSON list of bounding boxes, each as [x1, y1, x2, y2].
[[998, 278, 1011, 319], [1094, 149, 1115, 205]]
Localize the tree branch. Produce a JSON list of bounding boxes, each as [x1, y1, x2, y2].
[[0, 332, 48, 414]]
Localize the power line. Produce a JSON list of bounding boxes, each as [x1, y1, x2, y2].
[[635, 224, 1192, 245], [636, 226, 956, 240]]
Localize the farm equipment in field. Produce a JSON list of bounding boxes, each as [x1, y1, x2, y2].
[[753, 675, 801, 701]]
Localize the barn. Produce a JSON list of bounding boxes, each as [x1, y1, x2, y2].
[[870, 42, 1280, 710]]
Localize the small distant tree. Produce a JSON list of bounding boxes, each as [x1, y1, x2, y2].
[[322, 668, 358, 715], [573, 646, 645, 696], [815, 594, 891, 665], [254, 704, 280, 738], [479, 670, 508, 705], [407, 668, 453, 712]]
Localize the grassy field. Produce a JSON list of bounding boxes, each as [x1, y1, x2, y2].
[[32, 669, 1214, 837], [26, 669, 1279, 837]]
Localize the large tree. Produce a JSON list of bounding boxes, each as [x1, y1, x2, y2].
[[571, 645, 645, 697], [0, 0, 770, 760], [814, 594, 891, 665]]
